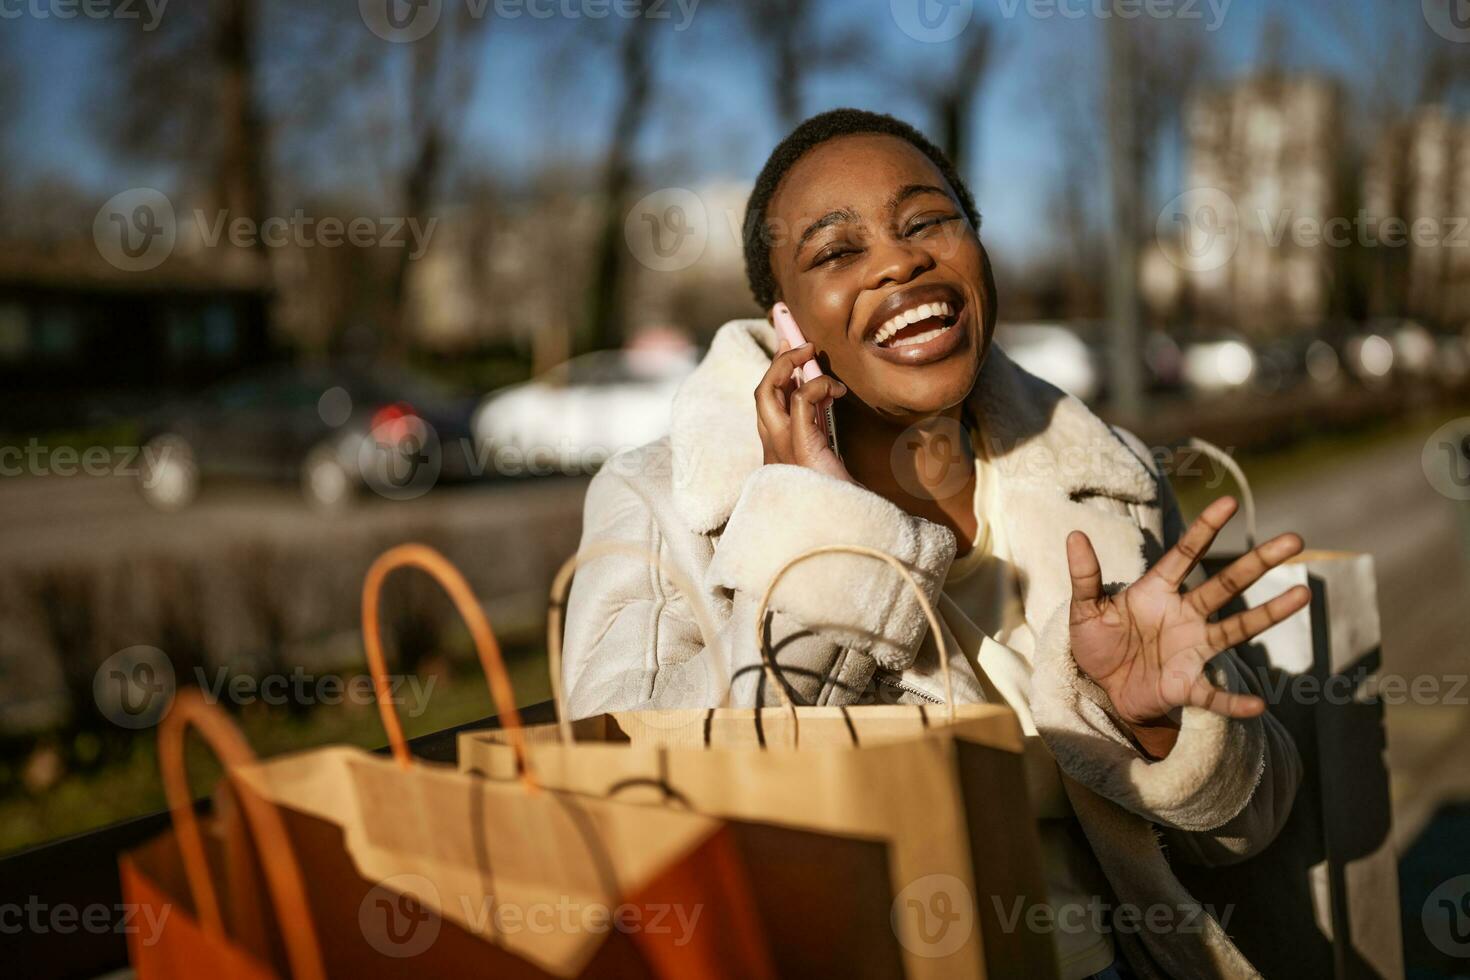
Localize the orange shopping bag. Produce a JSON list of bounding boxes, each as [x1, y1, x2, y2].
[[118, 690, 326, 980], [212, 544, 885, 978]]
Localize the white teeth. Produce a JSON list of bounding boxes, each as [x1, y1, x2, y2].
[[891, 326, 949, 348], [872, 299, 957, 346]]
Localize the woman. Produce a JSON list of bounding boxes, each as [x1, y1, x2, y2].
[[562, 109, 1304, 979]]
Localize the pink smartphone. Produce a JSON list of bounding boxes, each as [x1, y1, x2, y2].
[[771, 302, 841, 457]]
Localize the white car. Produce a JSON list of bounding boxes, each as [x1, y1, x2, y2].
[[1182, 337, 1257, 393], [474, 347, 698, 476], [994, 322, 1100, 402]]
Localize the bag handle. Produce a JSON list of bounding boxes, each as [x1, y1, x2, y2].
[[1185, 437, 1257, 549], [755, 544, 956, 726], [159, 689, 327, 980], [361, 543, 534, 790], [546, 541, 730, 744]]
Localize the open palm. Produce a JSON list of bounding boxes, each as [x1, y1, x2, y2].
[[1067, 497, 1309, 746]]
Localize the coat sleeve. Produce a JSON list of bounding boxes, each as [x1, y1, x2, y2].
[[1032, 434, 1302, 866], [561, 462, 956, 717]]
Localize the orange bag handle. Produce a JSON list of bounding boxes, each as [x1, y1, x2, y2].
[[546, 541, 730, 744], [754, 544, 957, 725], [361, 543, 534, 789], [159, 689, 327, 980]]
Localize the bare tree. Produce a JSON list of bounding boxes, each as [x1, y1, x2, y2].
[[911, 24, 995, 175], [0, 36, 20, 227], [95, 2, 490, 354], [586, 2, 657, 353], [95, 0, 274, 243], [736, 0, 868, 131], [379, 11, 487, 355]]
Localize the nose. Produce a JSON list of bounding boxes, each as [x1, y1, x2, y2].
[[865, 233, 934, 290]]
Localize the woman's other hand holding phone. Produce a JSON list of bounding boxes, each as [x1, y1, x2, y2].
[[754, 340, 853, 484]]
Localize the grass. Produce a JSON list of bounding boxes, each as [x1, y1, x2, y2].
[[0, 652, 551, 856]]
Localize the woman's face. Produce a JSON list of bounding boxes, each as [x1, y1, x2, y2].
[[765, 133, 996, 422]]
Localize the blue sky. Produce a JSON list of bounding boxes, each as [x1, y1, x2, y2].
[[3, 0, 1443, 260]]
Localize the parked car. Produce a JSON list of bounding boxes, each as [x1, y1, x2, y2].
[[993, 322, 1101, 402], [474, 345, 698, 476], [1181, 336, 1257, 394], [136, 363, 479, 511]]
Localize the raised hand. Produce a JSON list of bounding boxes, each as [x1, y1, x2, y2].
[[1065, 496, 1309, 759]]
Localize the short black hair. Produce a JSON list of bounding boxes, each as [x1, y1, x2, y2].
[[742, 108, 981, 311]]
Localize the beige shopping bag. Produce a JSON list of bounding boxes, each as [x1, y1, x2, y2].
[[217, 544, 787, 979], [459, 541, 1059, 980], [1176, 440, 1403, 980]]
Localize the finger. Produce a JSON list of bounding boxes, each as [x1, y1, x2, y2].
[[1187, 672, 1266, 718], [1205, 584, 1310, 651], [789, 376, 847, 462], [1066, 530, 1105, 612], [765, 342, 818, 383], [790, 374, 846, 410], [756, 343, 816, 411], [1159, 644, 1267, 717], [1187, 532, 1304, 616], [1150, 496, 1238, 589], [755, 356, 806, 440]]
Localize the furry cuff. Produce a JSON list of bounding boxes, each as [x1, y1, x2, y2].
[[706, 465, 956, 671], [1031, 601, 1267, 833]]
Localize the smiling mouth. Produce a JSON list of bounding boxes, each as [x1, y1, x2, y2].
[[871, 300, 959, 349]]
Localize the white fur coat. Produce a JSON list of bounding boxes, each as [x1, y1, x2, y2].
[[561, 319, 1301, 979]]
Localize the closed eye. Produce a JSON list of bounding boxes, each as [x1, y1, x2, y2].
[[906, 214, 960, 237], [813, 244, 860, 266]]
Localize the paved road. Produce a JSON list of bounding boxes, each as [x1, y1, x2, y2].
[[0, 473, 592, 567]]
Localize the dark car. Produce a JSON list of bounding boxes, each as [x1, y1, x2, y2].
[[135, 363, 480, 510]]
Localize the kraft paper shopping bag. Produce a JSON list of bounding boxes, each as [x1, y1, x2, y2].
[[197, 545, 785, 979], [119, 690, 326, 980], [460, 541, 1059, 980]]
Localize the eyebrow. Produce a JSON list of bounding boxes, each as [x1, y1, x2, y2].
[[793, 184, 956, 256], [888, 183, 952, 210], [795, 207, 860, 254]]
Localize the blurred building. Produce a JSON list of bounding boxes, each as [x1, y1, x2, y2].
[[1362, 106, 1470, 326], [402, 181, 755, 363], [1175, 73, 1345, 337], [0, 244, 272, 433]]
